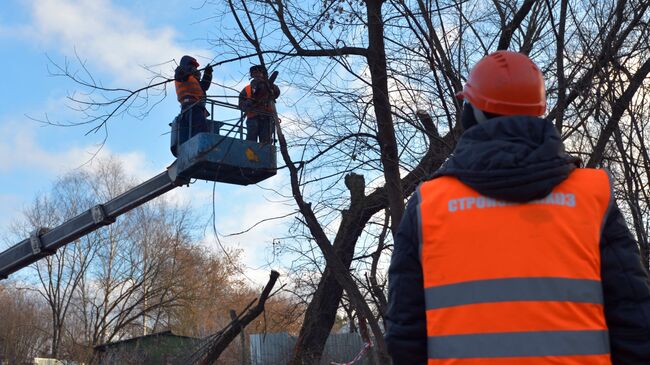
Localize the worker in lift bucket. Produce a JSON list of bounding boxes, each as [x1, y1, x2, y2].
[[173, 55, 213, 154], [238, 65, 280, 143], [385, 51, 650, 365]]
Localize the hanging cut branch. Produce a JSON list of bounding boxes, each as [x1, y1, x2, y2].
[[194, 270, 281, 365]]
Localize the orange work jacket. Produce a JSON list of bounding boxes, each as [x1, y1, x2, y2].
[[244, 84, 274, 118], [417, 168, 612, 365], [175, 75, 204, 105]]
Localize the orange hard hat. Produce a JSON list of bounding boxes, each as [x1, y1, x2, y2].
[[456, 51, 546, 116]]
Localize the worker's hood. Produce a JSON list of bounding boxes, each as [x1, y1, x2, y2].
[[179, 55, 198, 68], [434, 115, 580, 202]]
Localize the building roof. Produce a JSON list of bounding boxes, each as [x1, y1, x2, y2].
[[94, 330, 200, 351]]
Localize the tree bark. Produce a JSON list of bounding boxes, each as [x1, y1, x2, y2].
[[290, 174, 373, 364], [288, 112, 458, 364], [366, 0, 405, 235], [199, 271, 280, 365]]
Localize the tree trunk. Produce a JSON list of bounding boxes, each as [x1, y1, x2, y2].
[[288, 117, 458, 364], [290, 238, 362, 364], [366, 0, 405, 233], [289, 174, 375, 364], [198, 271, 280, 365]]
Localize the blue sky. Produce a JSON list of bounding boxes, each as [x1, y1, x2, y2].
[[0, 0, 294, 284]]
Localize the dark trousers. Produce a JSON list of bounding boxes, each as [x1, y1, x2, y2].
[[246, 116, 273, 143], [178, 104, 208, 145]]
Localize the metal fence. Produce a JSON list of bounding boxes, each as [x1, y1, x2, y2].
[[249, 332, 372, 365]]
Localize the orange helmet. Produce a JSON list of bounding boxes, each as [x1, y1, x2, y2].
[[457, 51, 546, 116]]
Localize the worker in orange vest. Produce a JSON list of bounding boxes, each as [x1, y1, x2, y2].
[[174, 55, 212, 152], [385, 51, 650, 365], [238, 65, 280, 143]]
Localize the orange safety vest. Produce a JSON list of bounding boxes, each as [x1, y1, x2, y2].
[[175, 75, 204, 105], [244, 84, 274, 118], [417, 168, 612, 365]]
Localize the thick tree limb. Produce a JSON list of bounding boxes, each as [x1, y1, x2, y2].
[[497, 0, 537, 50], [198, 270, 280, 365], [587, 56, 650, 167], [277, 123, 390, 363]]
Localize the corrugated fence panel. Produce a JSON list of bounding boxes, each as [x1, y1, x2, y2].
[[250, 333, 295, 365], [249, 332, 372, 365], [322, 333, 370, 365]]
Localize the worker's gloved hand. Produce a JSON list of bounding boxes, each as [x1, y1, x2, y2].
[[252, 79, 271, 99], [240, 99, 253, 112], [204, 64, 213, 74]]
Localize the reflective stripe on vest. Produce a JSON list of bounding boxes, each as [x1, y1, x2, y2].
[[417, 169, 612, 365], [245, 84, 274, 118], [175, 75, 204, 104]]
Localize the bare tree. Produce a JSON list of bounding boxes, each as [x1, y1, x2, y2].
[[58, 159, 208, 363], [13, 157, 203, 362], [0, 284, 49, 363], [212, 1, 650, 362], [15, 169, 100, 358], [36, 0, 650, 363]]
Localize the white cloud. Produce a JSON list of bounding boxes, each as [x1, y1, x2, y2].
[[0, 194, 23, 234], [0, 119, 155, 179], [242, 266, 293, 288], [22, 0, 207, 84], [163, 181, 218, 209], [0, 119, 166, 241]]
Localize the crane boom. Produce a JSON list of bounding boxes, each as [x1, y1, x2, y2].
[[0, 162, 187, 279], [0, 98, 277, 280]]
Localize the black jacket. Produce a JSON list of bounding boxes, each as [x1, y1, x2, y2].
[[238, 77, 280, 117], [385, 116, 650, 364]]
